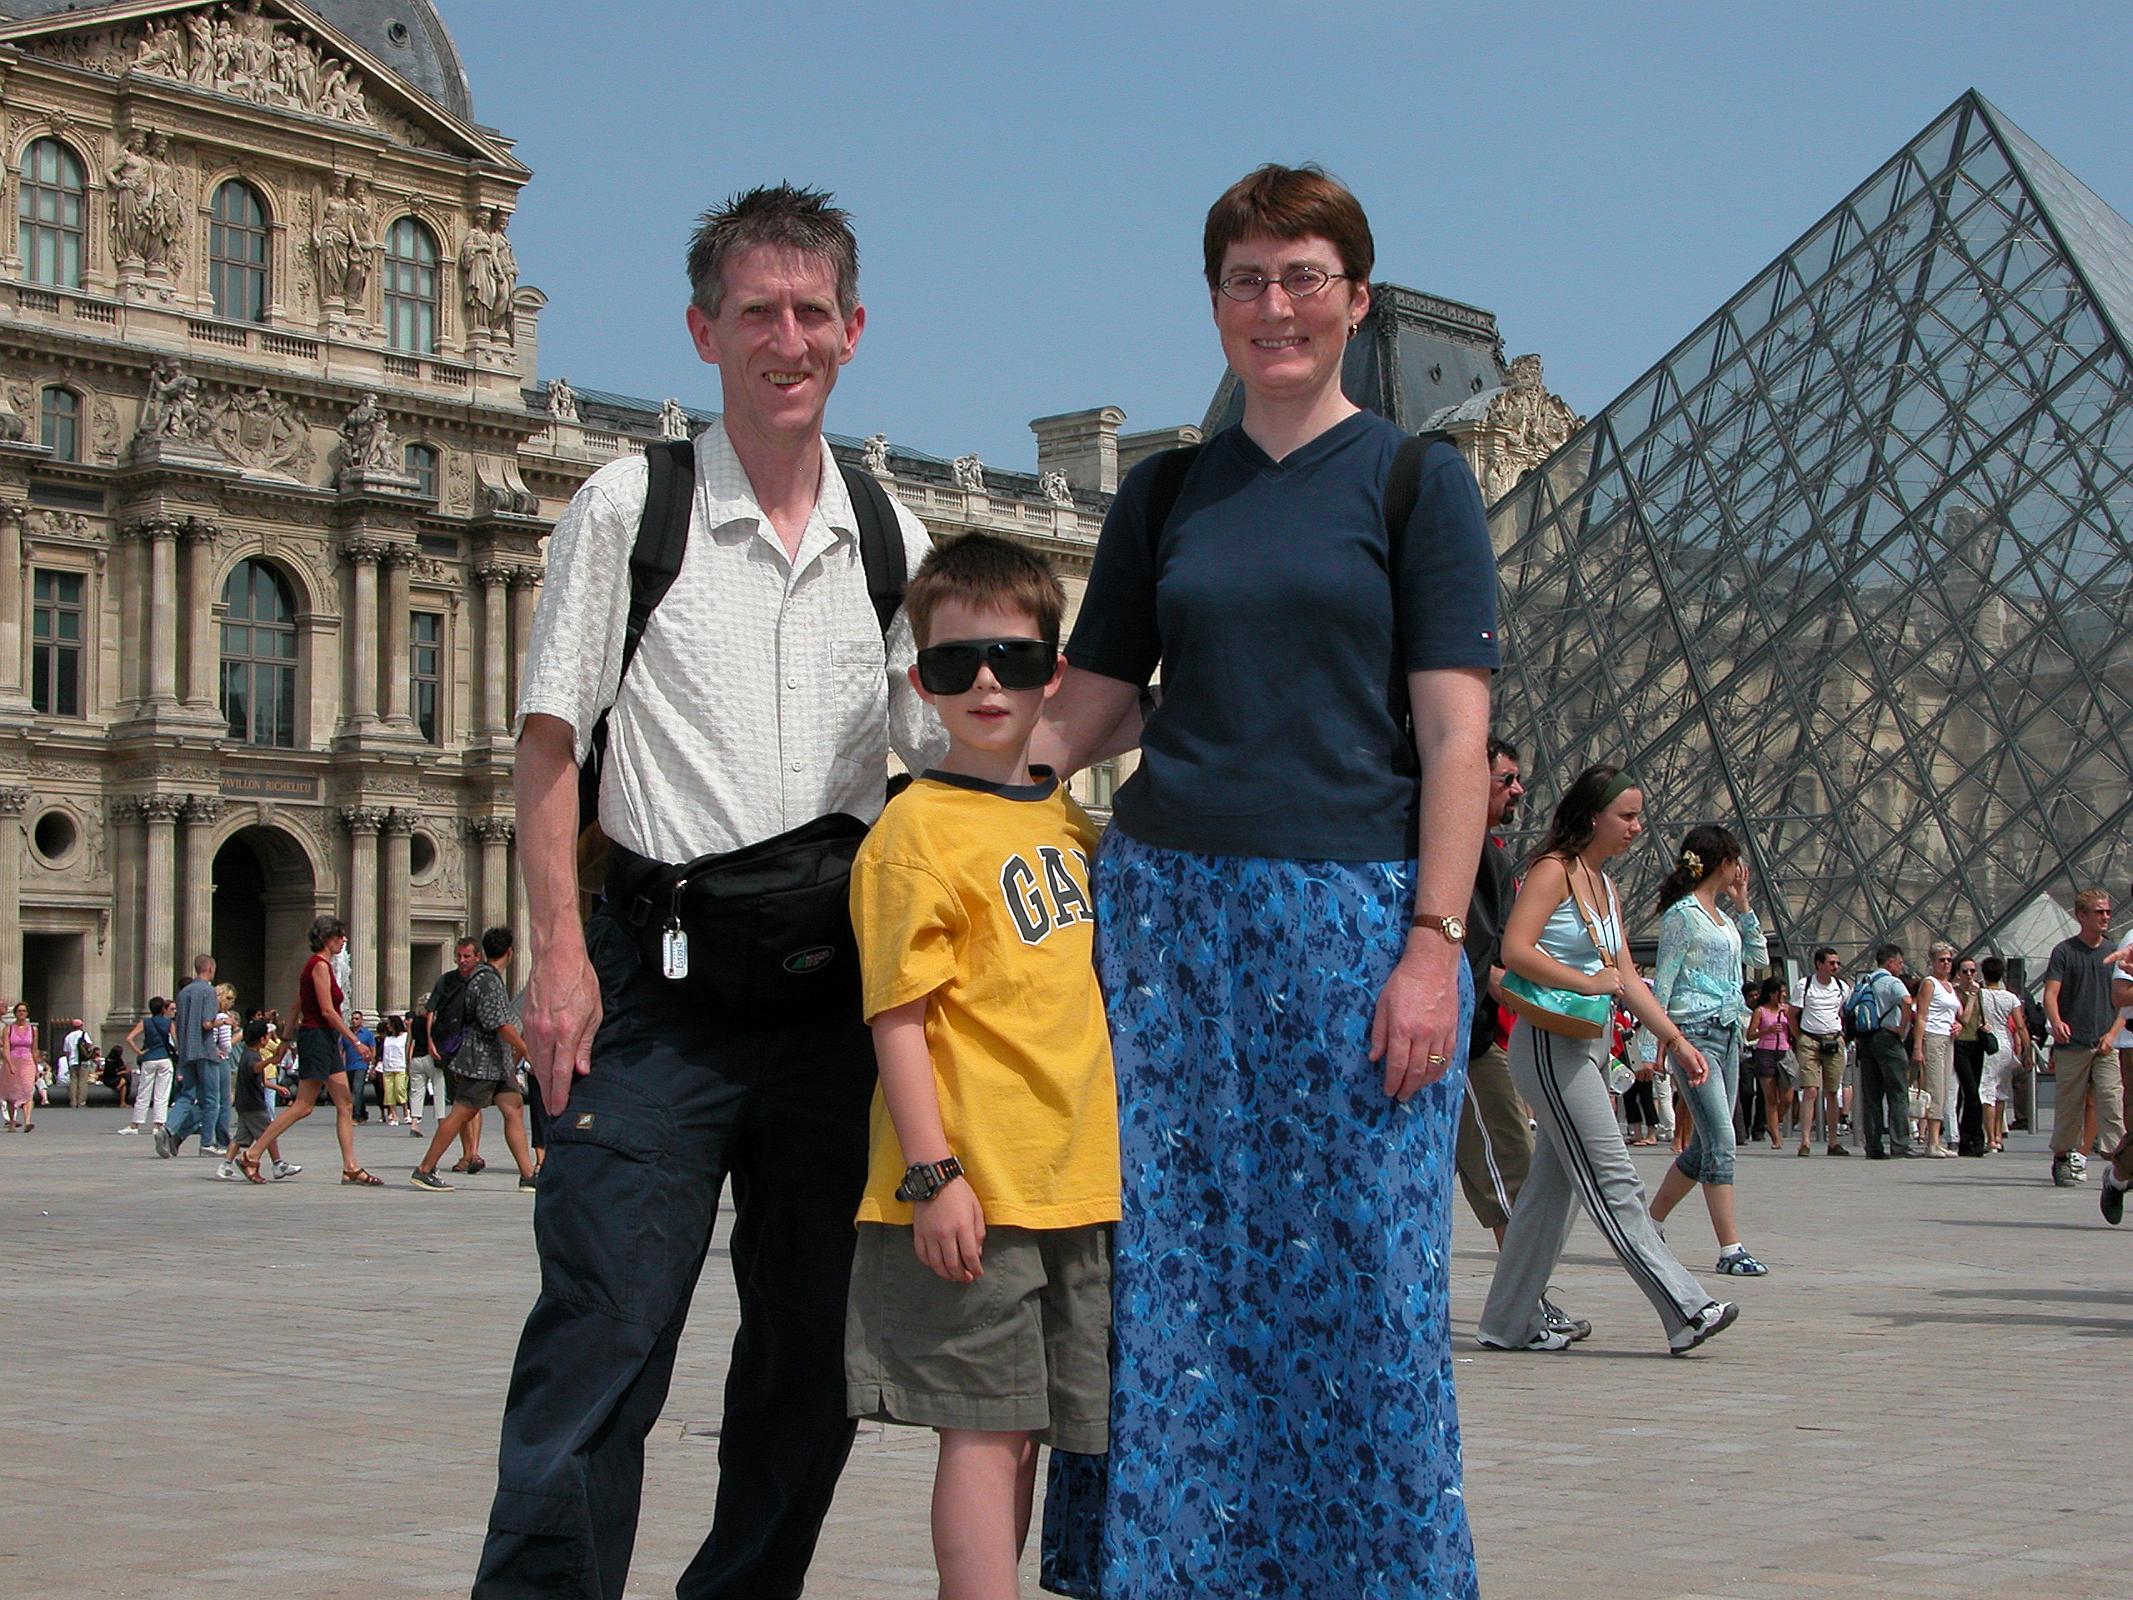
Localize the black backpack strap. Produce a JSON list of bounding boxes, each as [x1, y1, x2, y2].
[[1143, 443, 1204, 563], [579, 439, 696, 831], [839, 461, 907, 636]]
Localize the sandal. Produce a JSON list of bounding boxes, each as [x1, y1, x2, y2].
[[237, 1146, 267, 1185], [340, 1167, 384, 1187]]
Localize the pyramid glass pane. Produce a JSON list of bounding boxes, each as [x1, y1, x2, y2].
[[1489, 93, 2133, 965]]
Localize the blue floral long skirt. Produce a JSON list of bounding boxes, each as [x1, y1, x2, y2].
[[1040, 831, 1479, 1599]]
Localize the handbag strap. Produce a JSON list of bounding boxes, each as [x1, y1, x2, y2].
[[1566, 858, 1620, 974]]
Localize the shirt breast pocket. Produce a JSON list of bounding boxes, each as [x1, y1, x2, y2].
[[831, 638, 882, 670]]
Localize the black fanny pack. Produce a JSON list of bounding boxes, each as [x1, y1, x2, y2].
[[607, 815, 868, 1026]]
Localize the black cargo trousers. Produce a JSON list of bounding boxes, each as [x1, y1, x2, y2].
[[474, 910, 875, 1600]]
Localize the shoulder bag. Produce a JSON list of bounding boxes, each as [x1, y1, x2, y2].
[[1501, 863, 1619, 1039]]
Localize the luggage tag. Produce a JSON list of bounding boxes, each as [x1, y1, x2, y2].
[[661, 877, 689, 980]]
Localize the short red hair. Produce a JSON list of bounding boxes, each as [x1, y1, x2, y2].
[[1202, 164, 1374, 292]]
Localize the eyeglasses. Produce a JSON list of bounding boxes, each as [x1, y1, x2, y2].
[[1217, 266, 1353, 302], [1491, 772, 1522, 788], [1958, 965, 1978, 975], [915, 637, 1056, 695]]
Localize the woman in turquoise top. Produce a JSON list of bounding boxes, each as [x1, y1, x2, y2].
[[1476, 765, 1739, 1357], [1643, 824, 1771, 1276]]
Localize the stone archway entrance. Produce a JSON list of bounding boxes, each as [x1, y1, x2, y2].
[[211, 825, 317, 1020]]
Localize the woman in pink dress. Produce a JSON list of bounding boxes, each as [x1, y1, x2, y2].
[[4, 1001, 41, 1130]]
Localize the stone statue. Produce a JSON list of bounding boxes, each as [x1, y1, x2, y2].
[[129, 18, 184, 79], [108, 129, 179, 268], [1476, 353, 1583, 502], [317, 60, 368, 122], [861, 433, 890, 474], [313, 174, 376, 304], [137, 359, 204, 441], [658, 398, 689, 440], [337, 392, 401, 479], [210, 386, 311, 475], [545, 377, 579, 423], [1040, 469, 1074, 507], [952, 454, 985, 492], [458, 208, 520, 339]]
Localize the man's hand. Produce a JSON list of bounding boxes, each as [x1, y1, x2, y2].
[[2052, 1016, 2072, 1046], [1371, 942, 1461, 1102], [913, 1179, 985, 1283], [526, 948, 601, 1114]]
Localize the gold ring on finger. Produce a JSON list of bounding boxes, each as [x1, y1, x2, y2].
[[1426, 1053, 1448, 1064]]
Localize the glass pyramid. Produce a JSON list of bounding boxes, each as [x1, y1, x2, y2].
[[1489, 91, 2133, 964]]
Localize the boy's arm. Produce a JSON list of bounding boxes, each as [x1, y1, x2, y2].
[[872, 997, 985, 1285]]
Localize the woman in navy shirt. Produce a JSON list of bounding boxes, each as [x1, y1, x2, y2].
[[1039, 165, 1496, 1600]]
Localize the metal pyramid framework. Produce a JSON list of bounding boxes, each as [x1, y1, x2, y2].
[[1490, 91, 2133, 963]]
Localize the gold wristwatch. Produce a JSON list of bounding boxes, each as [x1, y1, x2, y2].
[[1411, 913, 1467, 945]]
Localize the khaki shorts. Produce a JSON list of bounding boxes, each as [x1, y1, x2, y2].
[[1793, 1032, 1844, 1092], [846, 1219, 1111, 1452]]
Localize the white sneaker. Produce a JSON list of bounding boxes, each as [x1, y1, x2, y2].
[[1669, 1300, 1740, 1354], [118, 1124, 140, 1136], [215, 1160, 241, 1181], [272, 1160, 301, 1180], [2072, 1151, 2090, 1176], [1475, 1326, 1575, 1352]]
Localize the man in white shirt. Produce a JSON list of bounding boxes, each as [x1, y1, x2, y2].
[[478, 186, 941, 1600], [1786, 948, 1851, 1156], [59, 1017, 87, 1107]]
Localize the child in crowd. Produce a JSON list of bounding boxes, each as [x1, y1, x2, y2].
[[844, 534, 1119, 1600], [379, 1015, 409, 1125], [222, 1019, 298, 1182]]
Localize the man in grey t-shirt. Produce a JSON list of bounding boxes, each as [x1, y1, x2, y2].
[[155, 954, 223, 1157], [2044, 887, 2124, 1186]]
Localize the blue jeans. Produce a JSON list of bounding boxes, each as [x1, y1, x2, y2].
[[163, 1061, 204, 1144], [1669, 1019, 1741, 1186], [198, 1058, 232, 1147]]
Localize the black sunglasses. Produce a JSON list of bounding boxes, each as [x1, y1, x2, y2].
[[915, 637, 1055, 695]]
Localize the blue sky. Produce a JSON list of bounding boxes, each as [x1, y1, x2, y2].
[[443, 0, 2133, 468]]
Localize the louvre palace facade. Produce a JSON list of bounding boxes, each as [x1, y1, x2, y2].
[[0, 0, 1223, 1041]]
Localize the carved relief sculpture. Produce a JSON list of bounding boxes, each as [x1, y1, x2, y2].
[[1475, 353, 1583, 503], [108, 129, 183, 271], [335, 392, 403, 486], [136, 359, 206, 442], [0, 387, 27, 445], [952, 453, 985, 492], [459, 208, 519, 340], [544, 376, 578, 423], [312, 174, 376, 304], [1040, 469, 1074, 507], [658, 398, 689, 441], [208, 387, 313, 476], [90, 398, 120, 461], [119, 0, 378, 128], [861, 433, 890, 474]]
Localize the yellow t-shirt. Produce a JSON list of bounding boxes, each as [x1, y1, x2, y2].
[[850, 770, 1120, 1229]]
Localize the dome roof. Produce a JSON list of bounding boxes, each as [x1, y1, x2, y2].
[[0, 0, 474, 123]]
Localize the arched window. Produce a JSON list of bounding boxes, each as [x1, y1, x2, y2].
[[220, 559, 298, 748], [404, 441, 437, 498], [383, 217, 439, 354], [17, 138, 85, 288], [39, 386, 78, 461], [208, 179, 270, 322]]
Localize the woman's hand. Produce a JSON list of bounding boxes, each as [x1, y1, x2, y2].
[[1669, 1037, 1711, 1085], [913, 1179, 986, 1284], [1576, 966, 1627, 999], [1371, 942, 1462, 1102]]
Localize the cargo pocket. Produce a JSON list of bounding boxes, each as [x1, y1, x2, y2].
[[535, 1096, 684, 1327]]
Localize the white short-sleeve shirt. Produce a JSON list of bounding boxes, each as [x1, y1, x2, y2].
[[1789, 973, 1849, 1035], [516, 421, 945, 864]]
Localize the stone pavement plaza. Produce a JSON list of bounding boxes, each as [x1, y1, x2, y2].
[[2, 1106, 2116, 1600]]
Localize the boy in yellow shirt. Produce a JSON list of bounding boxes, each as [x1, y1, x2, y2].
[[845, 532, 1119, 1600]]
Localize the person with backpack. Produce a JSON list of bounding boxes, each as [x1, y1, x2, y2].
[[482, 185, 942, 1599], [1850, 945, 1917, 1158], [1030, 165, 1496, 1597], [410, 941, 478, 1164]]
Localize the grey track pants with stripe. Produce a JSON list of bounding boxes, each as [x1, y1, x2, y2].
[[1478, 1021, 1711, 1345]]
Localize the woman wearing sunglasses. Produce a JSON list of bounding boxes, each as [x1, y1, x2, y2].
[[1034, 165, 1496, 1600]]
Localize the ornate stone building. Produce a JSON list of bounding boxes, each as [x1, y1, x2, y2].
[[0, 0, 1570, 1050], [0, 0, 1192, 1043]]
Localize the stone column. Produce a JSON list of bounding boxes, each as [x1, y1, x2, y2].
[[0, 789, 26, 1000], [338, 806, 385, 1013], [0, 505, 26, 701], [140, 517, 181, 707], [469, 816, 510, 936], [341, 538, 385, 729], [180, 518, 219, 711], [475, 563, 509, 735], [140, 794, 183, 997], [178, 794, 221, 976], [108, 799, 141, 1014], [381, 548, 413, 728], [507, 568, 539, 733], [380, 807, 413, 1013]]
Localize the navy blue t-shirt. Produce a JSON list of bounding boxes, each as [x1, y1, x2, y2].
[[1068, 411, 1500, 861]]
